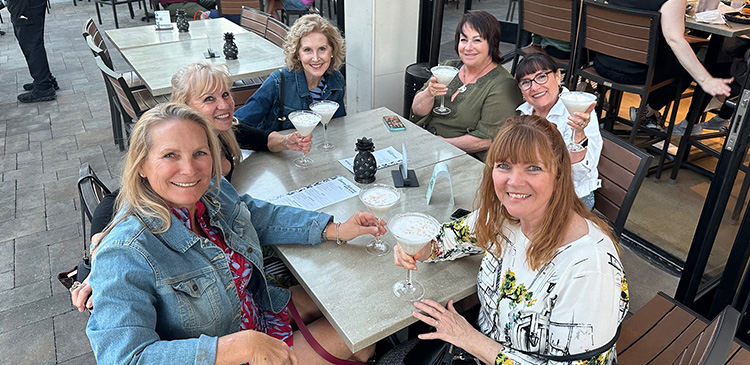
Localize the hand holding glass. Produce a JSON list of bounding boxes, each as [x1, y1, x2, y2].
[[358, 184, 400, 256], [310, 100, 339, 152], [430, 66, 459, 115], [559, 91, 597, 153], [390, 212, 440, 301], [288, 110, 320, 168]]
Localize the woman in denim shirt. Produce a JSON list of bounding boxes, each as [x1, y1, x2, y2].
[[86, 103, 379, 364], [235, 14, 346, 132]]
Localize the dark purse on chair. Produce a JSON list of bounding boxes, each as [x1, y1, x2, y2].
[[58, 163, 110, 289]]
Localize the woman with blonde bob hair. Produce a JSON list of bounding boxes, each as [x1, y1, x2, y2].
[[236, 14, 347, 131], [86, 103, 380, 364], [394, 115, 629, 364]]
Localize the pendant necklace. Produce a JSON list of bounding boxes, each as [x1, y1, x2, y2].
[[457, 61, 494, 93]]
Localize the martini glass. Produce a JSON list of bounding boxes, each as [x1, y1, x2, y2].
[[430, 65, 459, 115], [390, 212, 440, 301], [559, 91, 597, 152], [288, 110, 321, 168], [358, 184, 401, 256], [310, 100, 339, 151]]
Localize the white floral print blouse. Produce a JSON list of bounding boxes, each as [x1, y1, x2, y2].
[[426, 213, 629, 364]]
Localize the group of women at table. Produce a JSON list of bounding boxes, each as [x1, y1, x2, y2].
[[72, 2, 732, 363]]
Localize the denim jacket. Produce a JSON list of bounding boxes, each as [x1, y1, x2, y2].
[[86, 177, 332, 364], [234, 68, 346, 131]]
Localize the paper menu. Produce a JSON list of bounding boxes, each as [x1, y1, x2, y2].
[[339, 146, 403, 173], [268, 175, 360, 211]]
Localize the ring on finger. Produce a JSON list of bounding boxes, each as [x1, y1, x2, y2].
[[69, 281, 81, 292], [434, 320, 439, 327]]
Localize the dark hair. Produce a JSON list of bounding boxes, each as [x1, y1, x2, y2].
[[514, 53, 559, 83], [453, 10, 503, 64]]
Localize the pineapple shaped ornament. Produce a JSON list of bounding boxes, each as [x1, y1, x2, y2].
[[353, 137, 376, 184], [176, 9, 189, 32], [223, 32, 238, 60]]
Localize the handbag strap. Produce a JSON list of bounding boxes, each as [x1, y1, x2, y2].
[[517, 324, 621, 362], [287, 299, 365, 365], [277, 69, 286, 124]]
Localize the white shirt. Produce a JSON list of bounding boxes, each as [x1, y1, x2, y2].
[[516, 88, 603, 198]]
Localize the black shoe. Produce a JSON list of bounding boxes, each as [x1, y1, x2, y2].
[[18, 87, 56, 103], [23, 76, 59, 91]]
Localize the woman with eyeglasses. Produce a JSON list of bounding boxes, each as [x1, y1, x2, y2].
[[514, 53, 602, 210], [410, 10, 523, 161]]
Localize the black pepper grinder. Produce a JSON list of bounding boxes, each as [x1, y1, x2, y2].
[[176, 9, 190, 33], [353, 137, 376, 184], [223, 32, 238, 59]]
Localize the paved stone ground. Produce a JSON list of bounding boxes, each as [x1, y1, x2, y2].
[[0, 1, 674, 363]]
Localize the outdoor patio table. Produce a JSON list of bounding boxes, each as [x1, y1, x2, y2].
[[105, 18, 247, 50], [231, 107, 484, 352]]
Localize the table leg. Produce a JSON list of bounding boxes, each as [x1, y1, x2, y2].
[[668, 36, 725, 184]]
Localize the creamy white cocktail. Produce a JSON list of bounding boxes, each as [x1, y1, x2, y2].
[[310, 100, 339, 151], [559, 91, 597, 153], [288, 110, 321, 168], [390, 212, 440, 301], [358, 184, 401, 256], [430, 65, 459, 115]]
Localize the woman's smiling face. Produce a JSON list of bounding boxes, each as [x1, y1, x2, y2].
[[298, 32, 332, 81]]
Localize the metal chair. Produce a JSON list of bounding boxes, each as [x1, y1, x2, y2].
[[217, 0, 262, 23], [510, 0, 580, 88], [265, 15, 289, 47], [280, 3, 318, 26], [93, 54, 168, 150], [571, 0, 681, 146], [594, 130, 652, 239], [616, 292, 741, 364], [240, 5, 269, 37], [94, 0, 145, 29]]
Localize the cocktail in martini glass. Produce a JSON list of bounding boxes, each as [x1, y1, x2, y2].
[[430, 65, 459, 115], [559, 91, 597, 153], [310, 100, 339, 151], [358, 184, 400, 256], [390, 212, 440, 301], [288, 110, 320, 168]]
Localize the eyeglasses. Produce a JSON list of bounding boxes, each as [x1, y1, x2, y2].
[[518, 70, 554, 91]]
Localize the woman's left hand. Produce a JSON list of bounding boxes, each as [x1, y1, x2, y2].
[[413, 299, 476, 347], [336, 210, 387, 241], [566, 102, 596, 134]]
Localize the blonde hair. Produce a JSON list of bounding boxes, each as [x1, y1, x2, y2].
[[171, 62, 242, 165], [284, 14, 345, 73], [474, 115, 615, 270], [113, 103, 222, 234]]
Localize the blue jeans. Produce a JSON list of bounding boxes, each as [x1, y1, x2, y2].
[[581, 192, 595, 211], [281, 0, 308, 11]]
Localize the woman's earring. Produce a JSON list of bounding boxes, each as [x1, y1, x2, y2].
[[139, 173, 145, 178]]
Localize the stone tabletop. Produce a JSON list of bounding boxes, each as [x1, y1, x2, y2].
[[231, 107, 467, 198], [104, 18, 248, 50], [232, 108, 485, 352], [117, 32, 283, 96]]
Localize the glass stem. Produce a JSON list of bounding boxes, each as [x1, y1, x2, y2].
[[440, 95, 446, 109], [571, 129, 576, 145], [324, 124, 329, 145], [406, 269, 414, 287]]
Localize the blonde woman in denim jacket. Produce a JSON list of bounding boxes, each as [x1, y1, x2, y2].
[[86, 103, 380, 364], [235, 14, 346, 132]]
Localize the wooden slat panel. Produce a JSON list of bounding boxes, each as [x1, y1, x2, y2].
[[593, 192, 619, 225], [617, 308, 698, 364], [602, 138, 644, 172], [597, 175, 626, 207], [651, 320, 711, 364], [589, 4, 652, 27], [618, 294, 676, 350], [525, 13, 570, 34], [725, 346, 750, 364], [588, 14, 651, 41], [583, 5, 655, 64], [598, 156, 635, 192]]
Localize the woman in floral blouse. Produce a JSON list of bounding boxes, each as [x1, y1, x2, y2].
[[394, 115, 628, 364]]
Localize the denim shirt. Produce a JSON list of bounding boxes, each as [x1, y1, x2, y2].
[[86, 177, 332, 364], [234, 67, 346, 131]]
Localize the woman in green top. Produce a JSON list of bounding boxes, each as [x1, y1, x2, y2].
[[411, 10, 523, 161]]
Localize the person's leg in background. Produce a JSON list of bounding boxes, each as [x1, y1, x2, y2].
[[12, 0, 55, 103]]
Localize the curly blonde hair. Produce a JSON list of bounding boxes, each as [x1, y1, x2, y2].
[[283, 14, 345, 73], [474, 115, 615, 270]]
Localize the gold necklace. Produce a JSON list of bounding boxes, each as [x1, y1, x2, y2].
[[457, 61, 494, 93]]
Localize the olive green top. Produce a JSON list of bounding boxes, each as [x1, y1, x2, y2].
[[411, 60, 523, 161]]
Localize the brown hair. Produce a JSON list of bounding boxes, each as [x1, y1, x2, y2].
[[453, 10, 503, 64], [170, 62, 242, 166], [284, 14, 346, 73], [474, 115, 614, 270], [514, 53, 558, 83]]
